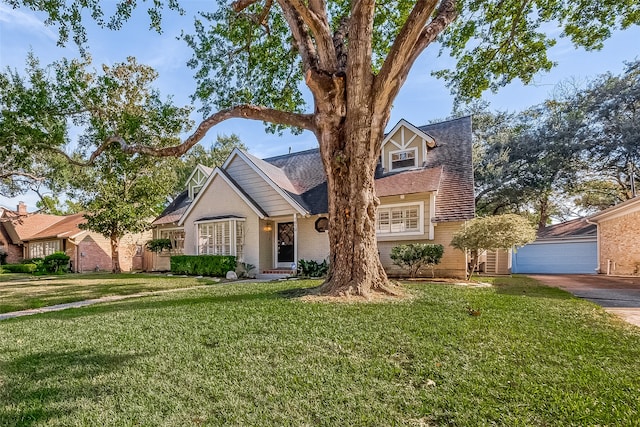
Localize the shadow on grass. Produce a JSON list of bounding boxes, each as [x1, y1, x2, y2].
[[0, 350, 142, 426], [22, 285, 313, 322], [492, 283, 575, 300]]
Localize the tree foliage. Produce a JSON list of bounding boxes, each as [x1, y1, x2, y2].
[[50, 57, 191, 272], [472, 61, 640, 222], [451, 214, 536, 278]]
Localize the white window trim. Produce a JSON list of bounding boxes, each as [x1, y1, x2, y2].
[[388, 147, 418, 171], [376, 201, 424, 236], [195, 218, 245, 258]]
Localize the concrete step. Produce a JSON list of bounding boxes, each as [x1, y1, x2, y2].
[[256, 270, 295, 280]]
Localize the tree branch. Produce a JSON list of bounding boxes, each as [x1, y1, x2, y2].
[[286, 0, 337, 70], [346, 0, 376, 109], [118, 105, 315, 157], [0, 171, 46, 181], [373, 0, 457, 117], [276, 1, 319, 73]]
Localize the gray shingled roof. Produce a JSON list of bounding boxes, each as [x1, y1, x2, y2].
[[155, 116, 475, 223], [417, 116, 475, 222], [153, 190, 191, 225]]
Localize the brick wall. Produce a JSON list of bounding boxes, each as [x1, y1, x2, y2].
[[0, 224, 23, 264], [76, 230, 152, 272], [598, 209, 640, 276]]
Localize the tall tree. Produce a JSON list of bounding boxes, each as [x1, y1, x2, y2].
[[6, 1, 639, 296], [74, 147, 179, 273], [0, 54, 70, 196], [67, 58, 189, 272], [575, 59, 640, 202]]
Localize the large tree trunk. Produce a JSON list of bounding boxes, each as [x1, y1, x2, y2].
[[110, 233, 121, 273], [314, 86, 397, 297]]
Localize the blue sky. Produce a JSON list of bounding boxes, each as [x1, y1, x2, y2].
[[1, 2, 638, 210]]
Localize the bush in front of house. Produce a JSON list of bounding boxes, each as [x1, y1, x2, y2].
[[3, 263, 37, 274], [297, 259, 329, 278], [170, 255, 237, 277], [390, 243, 444, 278], [42, 252, 71, 274]]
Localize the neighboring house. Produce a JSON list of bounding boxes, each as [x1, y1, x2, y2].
[[511, 217, 597, 274], [0, 205, 150, 272], [0, 203, 28, 264], [589, 196, 640, 276], [150, 164, 212, 271], [151, 116, 474, 278]]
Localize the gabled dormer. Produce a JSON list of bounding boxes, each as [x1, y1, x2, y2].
[[381, 119, 436, 173], [186, 164, 213, 199]]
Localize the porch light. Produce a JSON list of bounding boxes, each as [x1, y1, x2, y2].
[[263, 222, 273, 232]]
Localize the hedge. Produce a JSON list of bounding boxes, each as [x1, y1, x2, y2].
[[170, 255, 237, 277], [3, 263, 37, 274]]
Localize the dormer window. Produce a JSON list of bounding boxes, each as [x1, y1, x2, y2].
[[390, 148, 417, 170]]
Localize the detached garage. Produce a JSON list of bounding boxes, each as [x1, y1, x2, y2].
[[511, 218, 597, 274]]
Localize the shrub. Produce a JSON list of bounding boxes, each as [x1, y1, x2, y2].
[[43, 251, 71, 274], [390, 243, 444, 278], [146, 238, 173, 253], [3, 263, 37, 274], [0, 252, 7, 265], [170, 255, 237, 277], [297, 259, 329, 278]]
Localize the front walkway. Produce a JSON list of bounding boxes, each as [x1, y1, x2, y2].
[[530, 274, 640, 327]]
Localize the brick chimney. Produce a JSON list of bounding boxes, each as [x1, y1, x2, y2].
[[17, 201, 27, 215]]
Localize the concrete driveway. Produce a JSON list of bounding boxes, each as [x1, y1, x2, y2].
[[530, 274, 640, 327]]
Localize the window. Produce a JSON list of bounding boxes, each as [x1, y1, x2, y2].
[[390, 149, 417, 170], [29, 240, 60, 258], [376, 203, 422, 235], [198, 219, 245, 260], [158, 229, 185, 254]]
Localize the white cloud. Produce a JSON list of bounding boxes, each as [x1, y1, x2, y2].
[[0, 4, 57, 41]]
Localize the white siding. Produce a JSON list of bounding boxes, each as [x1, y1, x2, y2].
[[225, 157, 296, 217], [182, 175, 261, 270], [297, 216, 330, 263]]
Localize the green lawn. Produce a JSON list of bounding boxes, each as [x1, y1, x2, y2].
[[1, 276, 639, 426], [0, 273, 217, 313]]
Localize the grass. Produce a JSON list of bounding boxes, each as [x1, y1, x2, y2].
[[0, 276, 639, 426], [0, 272, 218, 313]]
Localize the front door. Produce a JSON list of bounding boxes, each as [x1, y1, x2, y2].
[[277, 222, 294, 268]]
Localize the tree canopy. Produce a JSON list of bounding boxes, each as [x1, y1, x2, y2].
[[472, 60, 640, 225]]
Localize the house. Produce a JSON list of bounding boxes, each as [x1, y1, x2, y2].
[[510, 218, 597, 274], [0, 204, 150, 272], [589, 196, 640, 276], [0, 203, 28, 264], [151, 116, 475, 278]]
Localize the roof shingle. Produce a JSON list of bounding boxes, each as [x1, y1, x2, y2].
[[155, 116, 475, 223]]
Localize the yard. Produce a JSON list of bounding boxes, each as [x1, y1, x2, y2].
[[0, 273, 217, 314], [0, 276, 639, 425]]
